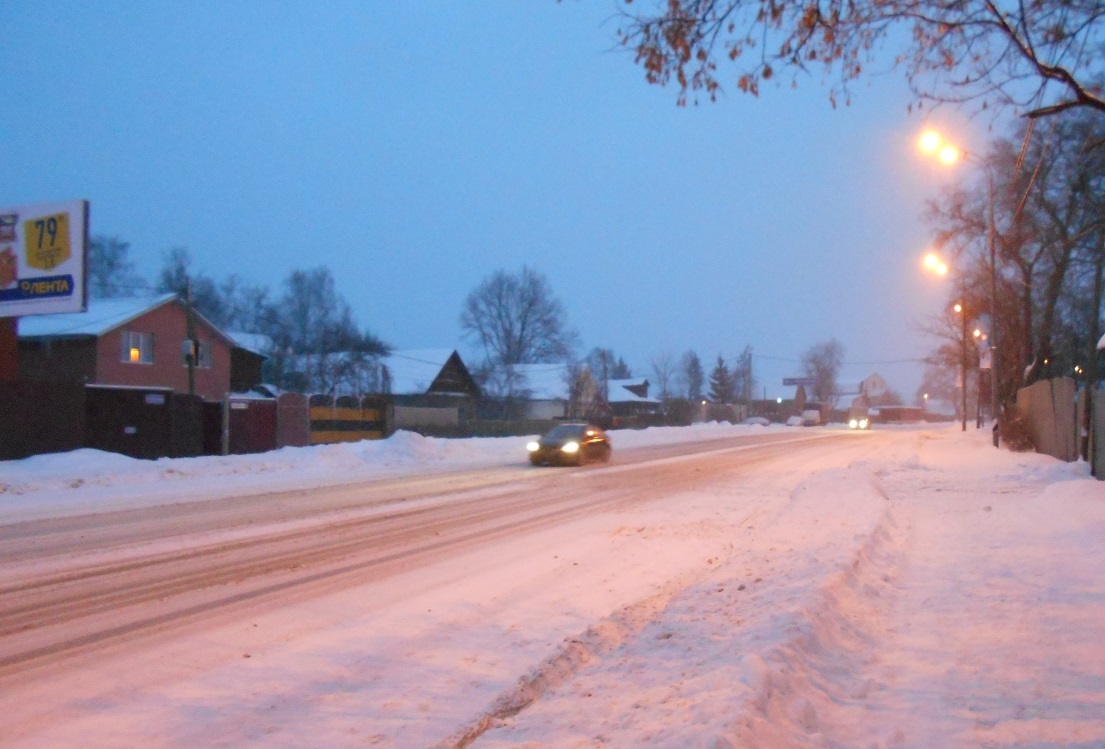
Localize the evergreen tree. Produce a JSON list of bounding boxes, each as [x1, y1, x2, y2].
[[708, 355, 735, 403], [681, 350, 704, 401]]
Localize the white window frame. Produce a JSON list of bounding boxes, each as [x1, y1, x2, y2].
[[182, 339, 213, 369], [120, 330, 155, 364]]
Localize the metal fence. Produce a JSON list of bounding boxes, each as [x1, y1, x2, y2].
[[1014, 377, 1080, 463], [1093, 390, 1103, 479]]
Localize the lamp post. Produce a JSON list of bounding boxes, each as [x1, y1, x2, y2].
[[923, 252, 972, 432], [955, 302, 968, 432], [919, 130, 1000, 446]]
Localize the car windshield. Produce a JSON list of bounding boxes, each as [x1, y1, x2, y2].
[[544, 424, 588, 440]]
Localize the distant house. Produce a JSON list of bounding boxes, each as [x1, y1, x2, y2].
[[489, 362, 599, 420], [383, 349, 479, 399], [606, 377, 661, 417], [17, 294, 237, 401], [382, 349, 480, 433], [859, 373, 890, 399]]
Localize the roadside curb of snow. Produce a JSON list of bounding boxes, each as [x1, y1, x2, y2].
[[438, 467, 908, 747], [432, 564, 716, 749], [723, 476, 908, 745]]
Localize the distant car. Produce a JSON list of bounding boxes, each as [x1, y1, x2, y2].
[[786, 415, 804, 427], [527, 423, 611, 466], [848, 417, 871, 430], [742, 416, 771, 426], [801, 409, 822, 426]]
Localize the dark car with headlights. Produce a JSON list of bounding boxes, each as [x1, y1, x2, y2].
[[527, 423, 611, 466]]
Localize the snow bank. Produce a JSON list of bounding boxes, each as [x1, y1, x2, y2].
[[0, 422, 789, 521]]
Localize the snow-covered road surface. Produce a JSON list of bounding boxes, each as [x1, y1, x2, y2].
[[0, 423, 1101, 748]]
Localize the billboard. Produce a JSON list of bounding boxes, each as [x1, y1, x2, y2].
[[0, 199, 89, 318]]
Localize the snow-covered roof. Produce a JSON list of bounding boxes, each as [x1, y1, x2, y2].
[[17, 294, 178, 338], [608, 378, 660, 404], [511, 363, 573, 401], [227, 331, 274, 356], [383, 349, 460, 395]]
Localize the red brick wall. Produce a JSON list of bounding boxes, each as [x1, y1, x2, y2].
[[95, 301, 231, 401]]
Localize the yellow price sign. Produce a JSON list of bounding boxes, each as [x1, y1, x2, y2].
[[24, 211, 71, 271]]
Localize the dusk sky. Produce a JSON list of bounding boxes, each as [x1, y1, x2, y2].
[[2, 1, 1001, 400]]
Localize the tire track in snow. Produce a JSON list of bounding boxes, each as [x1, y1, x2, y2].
[[453, 461, 910, 746], [437, 441, 895, 748]]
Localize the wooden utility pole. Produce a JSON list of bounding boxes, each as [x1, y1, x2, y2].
[[185, 280, 196, 397]]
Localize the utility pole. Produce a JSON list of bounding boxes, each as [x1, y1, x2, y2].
[[185, 280, 196, 398]]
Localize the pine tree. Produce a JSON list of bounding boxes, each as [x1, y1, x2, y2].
[[681, 350, 704, 400], [708, 355, 735, 403]]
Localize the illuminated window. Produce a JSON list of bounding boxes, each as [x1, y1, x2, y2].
[[120, 331, 154, 364]]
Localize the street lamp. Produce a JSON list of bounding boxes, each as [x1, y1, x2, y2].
[[919, 129, 1000, 447], [924, 254, 970, 432]]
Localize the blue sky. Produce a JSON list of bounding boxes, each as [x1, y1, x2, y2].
[[1, 1, 994, 399]]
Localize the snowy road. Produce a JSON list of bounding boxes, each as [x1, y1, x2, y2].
[[1, 425, 1103, 748], [0, 431, 846, 681]]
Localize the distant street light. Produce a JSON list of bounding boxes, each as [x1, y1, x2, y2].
[[954, 301, 968, 433], [919, 129, 1000, 447], [923, 251, 969, 432]]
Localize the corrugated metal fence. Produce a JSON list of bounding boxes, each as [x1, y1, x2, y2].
[[1015, 377, 1079, 463]]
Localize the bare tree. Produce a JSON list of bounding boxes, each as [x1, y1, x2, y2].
[[155, 247, 225, 323], [651, 350, 678, 400], [460, 266, 578, 366], [801, 338, 845, 405], [216, 274, 274, 333], [617, 0, 1105, 119], [678, 350, 705, 400], [88, 235, 146, 298], [268, 267, 388, 394], [733, 345, 756, 403]]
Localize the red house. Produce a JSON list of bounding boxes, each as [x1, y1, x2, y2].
[[17, 294, 236, 401]]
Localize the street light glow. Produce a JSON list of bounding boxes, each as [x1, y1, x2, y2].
[[923, 252, 949, 276], [918, 128, 961, 166], [954, 303, 963, 313], [919, 130, 941, 154]]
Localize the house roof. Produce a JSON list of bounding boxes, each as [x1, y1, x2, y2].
[[17, 293, 239, 349], [384, 349, 465, 395], [512, 363, 574, 400], [226, 331, 274, 356], [607, 377, 660, 404], [17, 294, 179, 338]]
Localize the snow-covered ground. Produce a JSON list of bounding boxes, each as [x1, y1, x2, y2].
[[3, 422, 1104, 748], [0, 421, 791, 522]]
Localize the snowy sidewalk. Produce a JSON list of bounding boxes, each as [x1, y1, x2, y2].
[[464, 431, 1105, 748]]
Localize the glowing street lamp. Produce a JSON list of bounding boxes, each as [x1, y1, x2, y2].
[[919, 128, 1000, 447], [923, 252, 949, 276]]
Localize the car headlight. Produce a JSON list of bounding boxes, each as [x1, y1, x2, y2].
[[561, 441, 580, 453], [526, 441, 540, 452], [849, 419, 858, 429], [860, 419, 868, 429]]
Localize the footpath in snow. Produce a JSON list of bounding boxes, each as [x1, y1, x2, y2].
[[1, 423, 1103, 748]]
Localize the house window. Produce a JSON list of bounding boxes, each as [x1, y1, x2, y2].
[[120, 331, 154, 364], [182, 339, 212, 369]]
